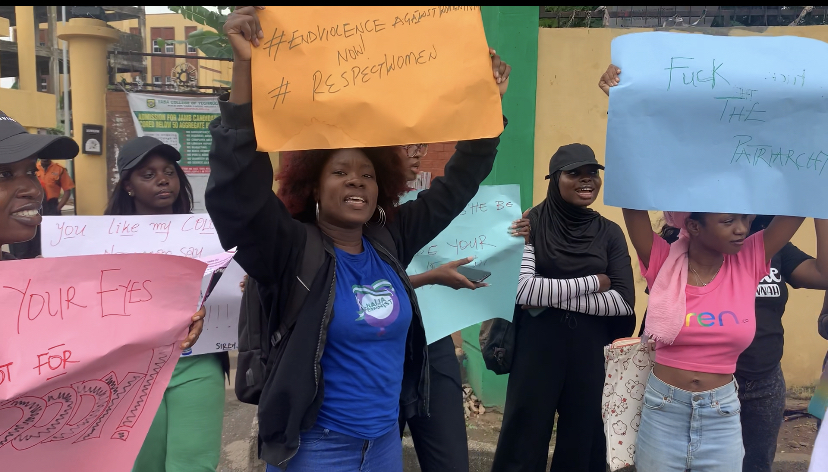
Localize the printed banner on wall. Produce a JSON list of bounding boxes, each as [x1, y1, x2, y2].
[[250, 6, 503, 151], [125, 93, 220, 213], [0, 254, 205, 471], [125, 93, 219, 174], [40, 214, 244, 356], [403, 184, 523, 343], [604, 32, 828, 217]]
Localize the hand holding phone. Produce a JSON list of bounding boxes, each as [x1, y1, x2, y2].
[[456, 265, 492, 283]]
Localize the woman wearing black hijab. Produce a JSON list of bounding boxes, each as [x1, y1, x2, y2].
[[492, 144, 636, 472]]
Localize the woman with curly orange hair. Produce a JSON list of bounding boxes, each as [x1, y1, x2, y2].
[[205, 7, 510, 472]]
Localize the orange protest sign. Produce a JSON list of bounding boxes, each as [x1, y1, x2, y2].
[[250, 6, 504, 151]]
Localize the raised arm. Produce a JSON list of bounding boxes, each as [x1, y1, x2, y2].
[[622, 208, 655, 267], [787, 220, 828, 289], [206, 6, 305, 284], [394, 53, 510, 266], [764, 216, 806, 264]]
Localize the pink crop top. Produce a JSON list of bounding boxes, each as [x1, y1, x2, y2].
[[640, 231, 771, 374]]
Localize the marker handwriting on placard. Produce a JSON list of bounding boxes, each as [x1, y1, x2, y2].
[[148, 221, 171, 242], [665, 57, 730, 91], [48, 222, 87, 247], [730, 135, 828, 175], [446, 235, 496, 255], [3, 280, 87, 334], [312, 46, 439, 100], [181, 216, 215, 235], [336, 34, 366, 66], [264, 20, 387, 61], [0, 362, 13, 385], [34, 344, 79, 381], [766, 70, 805, 86], [270, 77, 291, 107], [416, 244, 438, 257], [495, 200, 514, 211], [108, 218, 140, 237], [0, 345, 174, 450], [98, 269, 153, 318]]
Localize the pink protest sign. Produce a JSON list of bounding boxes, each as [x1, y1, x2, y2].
[[0, 254, 205, 471]]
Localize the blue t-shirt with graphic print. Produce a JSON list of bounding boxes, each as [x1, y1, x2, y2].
[[315, 237, 413, 439]]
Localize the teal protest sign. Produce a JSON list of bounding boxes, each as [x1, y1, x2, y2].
[[604, 32, 828, 218], [403, 184, 523, 343]]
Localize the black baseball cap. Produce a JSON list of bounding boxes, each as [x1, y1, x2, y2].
[[117, 136, 181, 173], [0, 111, 78, 164], [544, 143, 604, 179]]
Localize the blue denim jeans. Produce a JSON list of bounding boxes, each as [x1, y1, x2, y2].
[[636, 373, 743, 472], [266, 423, 402, 472]]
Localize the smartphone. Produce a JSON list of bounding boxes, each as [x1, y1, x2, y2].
[[456, 266, 492, 283]]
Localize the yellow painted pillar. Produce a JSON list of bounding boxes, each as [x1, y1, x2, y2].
[[15, 6, 38, 133], [58, 19, 119, 215]]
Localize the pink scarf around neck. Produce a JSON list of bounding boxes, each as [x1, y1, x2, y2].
[[643, 211, 690, 345]]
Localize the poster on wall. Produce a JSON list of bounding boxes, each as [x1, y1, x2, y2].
[[125, 93, 220, 213]]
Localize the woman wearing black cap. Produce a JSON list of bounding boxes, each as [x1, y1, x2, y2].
[[0, 111, 78, 259], [492, 144, 636, 472], [106, 136, 225, 472]]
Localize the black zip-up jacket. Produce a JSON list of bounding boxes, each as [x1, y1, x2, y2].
[[205, 95, 503, 467]]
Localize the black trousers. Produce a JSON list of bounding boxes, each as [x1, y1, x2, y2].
[[9, 198, 59, 259], [492, 310, 612, 472], [736, 364, 786, 472], [399, 335, 469, 472]]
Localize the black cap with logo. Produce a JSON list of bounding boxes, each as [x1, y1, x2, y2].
[[0, 111, 79, 164], [544, 143, 604, 179], [117, 136, 181, 174]]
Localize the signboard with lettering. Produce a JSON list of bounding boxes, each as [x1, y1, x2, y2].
[[605, 32, 828, 217], [0, 254, 204, 471], [40, 215, 243, 356], [250, 6, 503, 151]]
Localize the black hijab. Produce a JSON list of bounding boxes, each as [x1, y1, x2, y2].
[[527, 144, 609, 278]]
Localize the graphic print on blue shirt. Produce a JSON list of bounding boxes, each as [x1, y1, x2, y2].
[[315, 238, 413, 439], [354, 280, 400, 332]]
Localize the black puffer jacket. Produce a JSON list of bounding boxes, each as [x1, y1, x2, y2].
[[205, 95, 503, 467]]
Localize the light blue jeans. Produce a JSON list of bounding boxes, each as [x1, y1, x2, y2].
[[266, 423, 402, 472], [636, 372, 743, 472]]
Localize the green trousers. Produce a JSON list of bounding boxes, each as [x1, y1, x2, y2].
[[132, 354, 225, 472]]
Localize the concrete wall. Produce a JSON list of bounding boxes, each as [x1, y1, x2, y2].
[[534, 25, 828, 386]]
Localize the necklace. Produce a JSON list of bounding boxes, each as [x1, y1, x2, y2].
[[689, 259, 723, 287]]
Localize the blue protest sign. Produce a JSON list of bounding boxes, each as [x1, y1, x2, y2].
[[604, 32, 828, 218], [403, 184, 523, 344]]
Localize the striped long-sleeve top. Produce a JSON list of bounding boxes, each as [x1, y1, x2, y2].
[[515, 244, 634, 317]]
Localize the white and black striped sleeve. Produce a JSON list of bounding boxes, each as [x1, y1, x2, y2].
[[515, 245, 601, 307], [549, 289, 635, 316]]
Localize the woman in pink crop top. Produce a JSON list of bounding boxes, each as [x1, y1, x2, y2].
[[623, 208, 803, 471]]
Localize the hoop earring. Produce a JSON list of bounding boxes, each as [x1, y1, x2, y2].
[[127, 191, 134, 197], [376, 205, 386, 227], [315, 202, 319, 221]]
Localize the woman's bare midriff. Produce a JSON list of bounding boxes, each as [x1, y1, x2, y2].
[[653, 363, 733, 392]]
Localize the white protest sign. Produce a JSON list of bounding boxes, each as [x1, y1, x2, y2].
[[41, 215, 243, 356]]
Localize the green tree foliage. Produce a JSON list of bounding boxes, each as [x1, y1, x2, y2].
[[165, 6, 233, 58]]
